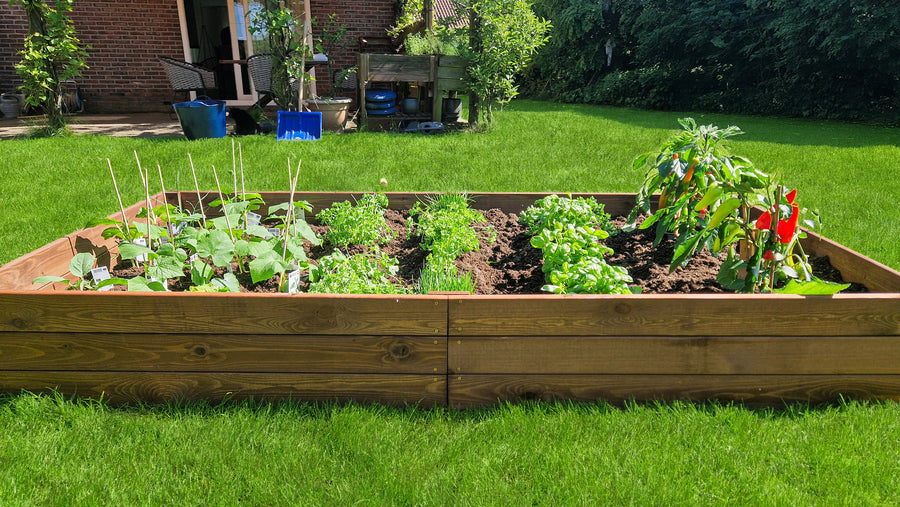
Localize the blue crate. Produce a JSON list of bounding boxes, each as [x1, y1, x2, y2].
[[276, 111, 322, 141]]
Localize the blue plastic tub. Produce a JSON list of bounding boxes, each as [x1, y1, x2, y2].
[[173, 98, 226, 140], [276, 111, 322, 141]]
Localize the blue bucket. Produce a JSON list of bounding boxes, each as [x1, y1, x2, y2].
[[276, 111, 322, 141], [173, 98, 226, 140]]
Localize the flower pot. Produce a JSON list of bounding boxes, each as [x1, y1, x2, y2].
[[303, 97, 353, 132], [0, 94, 22, 119]]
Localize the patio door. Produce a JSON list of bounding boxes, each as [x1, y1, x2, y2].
[[176, 0, 313, 105]]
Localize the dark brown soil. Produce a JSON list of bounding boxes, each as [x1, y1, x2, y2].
[[110, 208, 864, 294]]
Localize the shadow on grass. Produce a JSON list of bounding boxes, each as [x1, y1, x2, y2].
[[1, 389, 889, 422]]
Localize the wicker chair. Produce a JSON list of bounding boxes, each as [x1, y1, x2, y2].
[[158, 56, 217, 102], [247, 53, 303, 108]]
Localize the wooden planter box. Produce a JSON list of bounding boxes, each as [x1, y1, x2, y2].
[[1, 192, 899, 407]]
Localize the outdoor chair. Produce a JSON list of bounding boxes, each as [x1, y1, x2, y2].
[[246, 53, 304, 109], [158, 56, 217, 103]]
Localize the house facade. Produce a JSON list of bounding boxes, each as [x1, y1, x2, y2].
[[0, 0, 396, 113]]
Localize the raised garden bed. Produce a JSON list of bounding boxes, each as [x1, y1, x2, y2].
[[1, 192, 899, 407]]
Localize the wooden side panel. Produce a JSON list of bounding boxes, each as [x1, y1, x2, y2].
[[362, 54, 435, 82], [802, 232, 900, 293], [449, 336, 900, 375], [449, 374, 900, 408], [449, 295, 900, 337], [0, 333, 446, 374], [0, 293, 448, 336], [0, 372, 446, 406], [0, 236, 74, 290]]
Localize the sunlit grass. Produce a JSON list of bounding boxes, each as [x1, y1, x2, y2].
[[2, 100, 898, 268], [0, 393, 898, 504]]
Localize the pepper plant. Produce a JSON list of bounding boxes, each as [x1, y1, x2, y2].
[[627, 118, 847, 294]]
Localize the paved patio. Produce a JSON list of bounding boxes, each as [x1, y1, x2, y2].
[[0, 113, 186, 140]]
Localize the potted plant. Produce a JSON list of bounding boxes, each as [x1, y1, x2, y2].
[[304, 14, 355, 132], [248, 2, 312, 112]]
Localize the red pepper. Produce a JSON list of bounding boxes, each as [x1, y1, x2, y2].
[[776, 203, 800, 244]]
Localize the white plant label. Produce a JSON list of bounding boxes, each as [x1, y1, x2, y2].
[[91, 266, 113, 291], [266, 228, 281, 240], [246, 212, 262, 226], [134, 237, 148, 262], [188, 254, 199, 263], [287, 270, 301, 294]]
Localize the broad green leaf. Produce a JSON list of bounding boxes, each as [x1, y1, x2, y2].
[[96, 278, 128, 289], [211, 272, 241, 293], [774, 278, 850, 295], [69, 252, 95, 278], [717, 256, 748, 291], [293, 220, 321, 245], [119, 242, 153, 261], [147, 255, 186, 280], [197, 229, 234, 267], [245, 224, 271, 238]]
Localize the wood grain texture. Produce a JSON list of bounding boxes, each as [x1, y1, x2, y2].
[[0, 293, 448, 335], [0, 235, 74, 290], [449, 374, 900, 408], [801, 231, 900, 293], [449, 294, 900, 337], [0, 372, 446, 406], [0, 333, 446, 373], [449, 336, 900, 375]]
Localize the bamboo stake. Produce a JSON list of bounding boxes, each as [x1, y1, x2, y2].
[[231, 138, 238, 196], [283, 158, 302, 263], [239, 142, 246, 200], [156, 165, 171, 237], [188, 154, 207, 229], [211, 165, 237, 246], [134, 152, 153, 249], [106, 159, 131, 243]]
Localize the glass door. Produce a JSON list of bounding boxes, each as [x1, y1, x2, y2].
[[177, 0, 255, 104], [177, 0, 313, 105]]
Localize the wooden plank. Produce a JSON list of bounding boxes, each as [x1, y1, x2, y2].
[[802, 231, 900, 293], [0, 235, 75, 291], [0, 372, 446, 406], [0, 332, 446, 374], [449, 336, 900, 375], [0, 293, 448, 336], [449, 374, 900, 408], [363, 54, 435, 82], [449, 294, 900, 337]]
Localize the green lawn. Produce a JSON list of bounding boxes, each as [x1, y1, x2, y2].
[[2, 100, 898, 268], [1, 101, 899, 504]]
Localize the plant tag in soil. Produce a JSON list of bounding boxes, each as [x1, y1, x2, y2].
[[266, 228, 281, 240], [91, 266, 112, 291], [246, 212, 262, 226], [286, 269, 301, 294], [188, 254, 199, 263], [171, 222, 185, 236], [134, 237, 148, 262]]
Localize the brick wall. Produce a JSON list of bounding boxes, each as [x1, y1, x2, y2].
[[0, 0, 396, 113], [311, 0, 397, 96]]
